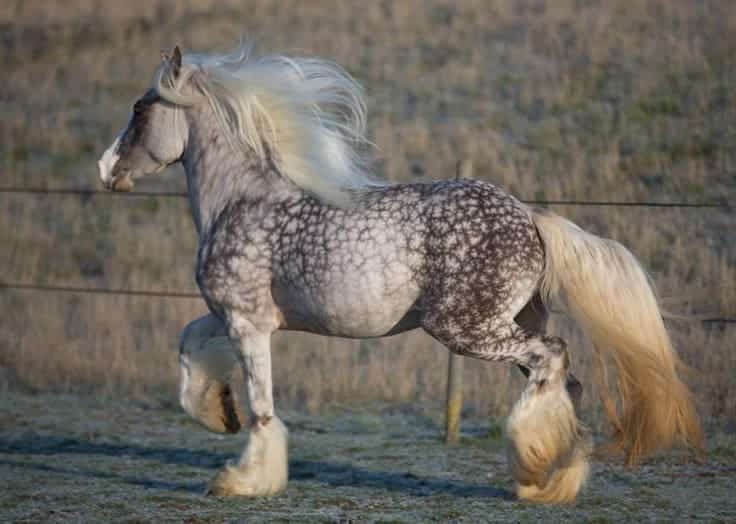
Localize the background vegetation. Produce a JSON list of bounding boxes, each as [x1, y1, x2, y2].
[[1, 0, 734, 430]]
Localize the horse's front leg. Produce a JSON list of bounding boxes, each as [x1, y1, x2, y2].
[[179, 314, 245, 433], [207, 328, 288, 497]]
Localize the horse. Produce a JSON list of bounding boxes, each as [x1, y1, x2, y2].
[[98, 44, 702, 504]]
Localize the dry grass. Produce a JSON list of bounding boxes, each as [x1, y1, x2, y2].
[[1, 0, 734, 428]]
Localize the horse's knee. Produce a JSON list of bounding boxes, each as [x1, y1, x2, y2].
[[179, 336, 244, 433], [536, 339, 581, 409], [180, 314, 228, 349], [526, 336, 569, 388]]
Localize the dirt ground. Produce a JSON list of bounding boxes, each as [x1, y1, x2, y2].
[[0, 391, 734, 523]]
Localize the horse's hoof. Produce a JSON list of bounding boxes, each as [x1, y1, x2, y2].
[[206, 416, 289, 497], [206, 467, 241, 497]]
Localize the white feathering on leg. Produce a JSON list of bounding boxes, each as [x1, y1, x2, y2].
[[506, 380, 590, 504], [207, 416, 289, 496]]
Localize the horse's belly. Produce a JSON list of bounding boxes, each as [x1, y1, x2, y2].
[[321, 287, 419, 337], [277, 262, 421, 338]]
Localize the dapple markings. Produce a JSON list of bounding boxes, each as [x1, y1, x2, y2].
[[99, 44, 702, 504]]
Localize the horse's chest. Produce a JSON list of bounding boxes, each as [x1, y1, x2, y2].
[[195, 229, 274, 318]]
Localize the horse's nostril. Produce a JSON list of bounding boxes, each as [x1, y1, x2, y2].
[[111, 174, 134, 192]]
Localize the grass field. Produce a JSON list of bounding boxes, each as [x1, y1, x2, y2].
[[1, 1, 735, 519], [1, 391, 735, 523]]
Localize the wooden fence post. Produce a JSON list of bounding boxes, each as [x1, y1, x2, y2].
[[445, 159, 473, 444], [445, 351, 464, 443]]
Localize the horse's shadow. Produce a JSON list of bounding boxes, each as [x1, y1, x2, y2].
[[0, 433, 511, 499]]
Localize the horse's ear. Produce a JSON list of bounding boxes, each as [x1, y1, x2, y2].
[[162, 46, 182, 78]]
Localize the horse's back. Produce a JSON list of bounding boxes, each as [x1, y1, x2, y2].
[[272, 180, 543, 336], [413, 180, 545, 314]]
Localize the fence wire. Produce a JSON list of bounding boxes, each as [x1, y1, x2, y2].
[[1, 185, 733, 323], [0, 186, 730, 208]]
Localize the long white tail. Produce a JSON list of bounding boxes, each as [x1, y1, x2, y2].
[[533, 209, 703, 465]]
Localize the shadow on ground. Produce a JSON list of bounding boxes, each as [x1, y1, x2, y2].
[[0, 433, 512, 499]]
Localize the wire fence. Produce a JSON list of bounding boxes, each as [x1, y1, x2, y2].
[[1, 185, 733, 323], [0, 186, 730, 209], [0, 281, 201, 299]]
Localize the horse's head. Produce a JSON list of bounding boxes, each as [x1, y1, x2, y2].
[[99, 47, 187, 192]]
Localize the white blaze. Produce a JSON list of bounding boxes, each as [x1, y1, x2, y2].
[[98, 135, 121, 185]]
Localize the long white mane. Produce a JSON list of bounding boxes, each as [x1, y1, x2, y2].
[[154, 44, 384, 206]]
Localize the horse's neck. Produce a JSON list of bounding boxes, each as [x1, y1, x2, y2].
[[181, 106, 299, 235]]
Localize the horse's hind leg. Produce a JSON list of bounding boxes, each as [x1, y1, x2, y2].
[[515, 294, 583, 412], [179, 314, 245, 433], [504, 334, 592, 505], [422, 312, 591, 504]]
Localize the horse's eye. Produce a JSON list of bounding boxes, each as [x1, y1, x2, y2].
[[133, 101, 144, 114]]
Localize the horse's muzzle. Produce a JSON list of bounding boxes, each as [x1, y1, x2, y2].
[[106, 174, 134, 192]]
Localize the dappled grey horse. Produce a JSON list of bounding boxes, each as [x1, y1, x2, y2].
[[99, 45, 701, 504]]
